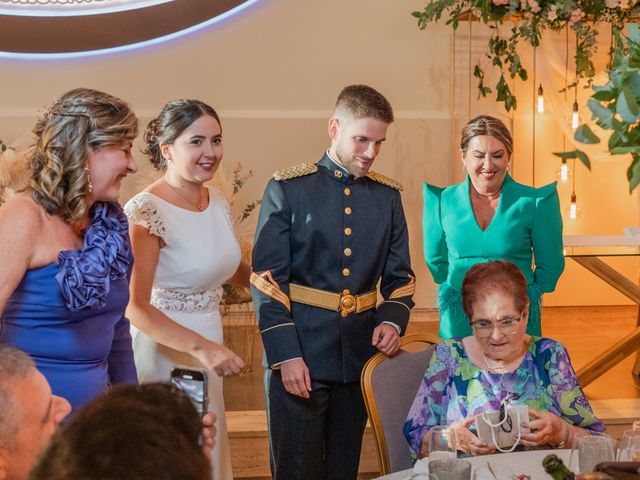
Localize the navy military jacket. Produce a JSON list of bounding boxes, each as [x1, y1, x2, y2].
[[251, 153, 415, 383]]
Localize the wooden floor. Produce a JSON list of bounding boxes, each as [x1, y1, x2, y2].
[[222, 305, 640, 479]]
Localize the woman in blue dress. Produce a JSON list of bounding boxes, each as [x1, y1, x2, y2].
[[0, 88, 139, 412]]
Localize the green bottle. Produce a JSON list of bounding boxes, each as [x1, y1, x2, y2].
[[543, 454, 613, 480], [543, 454, 575, 480]]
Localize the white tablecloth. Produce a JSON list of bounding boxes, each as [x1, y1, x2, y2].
[[374, 449, 570, 480]]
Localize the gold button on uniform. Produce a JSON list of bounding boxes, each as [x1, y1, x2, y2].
[[344, 187, 351, 196], [344, 227, 352, 236], [344, 248, 352, 256], [342, 268, 350, 277], [344, 207, 352, 215], [334, 170, 343, 178]]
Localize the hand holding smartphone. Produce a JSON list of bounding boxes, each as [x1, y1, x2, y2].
[[170, 367, 209, 418]]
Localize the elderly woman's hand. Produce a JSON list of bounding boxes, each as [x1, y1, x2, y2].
[[451, 416, 497, 457], [519, 408, 564, 447]]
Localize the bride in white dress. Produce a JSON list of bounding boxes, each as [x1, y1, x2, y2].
[[124, 99, 248, 480]]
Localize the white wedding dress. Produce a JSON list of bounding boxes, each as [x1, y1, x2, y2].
[[124, 187, 241, 480]]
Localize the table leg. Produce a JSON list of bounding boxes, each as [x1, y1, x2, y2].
[[633, 306, 640, 377], [576, 326, 640, 387], [570, 257, 640, 386]]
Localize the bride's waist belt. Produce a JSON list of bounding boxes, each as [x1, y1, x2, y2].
[[151, 287, 222, 314]]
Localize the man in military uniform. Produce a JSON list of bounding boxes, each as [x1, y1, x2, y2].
[[251, 84, 415, 480]]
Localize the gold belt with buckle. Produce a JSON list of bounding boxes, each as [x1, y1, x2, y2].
[[289, 283, 377, 317]]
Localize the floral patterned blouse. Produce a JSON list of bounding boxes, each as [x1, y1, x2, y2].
[[403, 337, 605, 456]]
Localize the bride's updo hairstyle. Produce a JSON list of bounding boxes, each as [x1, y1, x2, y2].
[[30, 88, 138, 222], [144, 99, 221, 172], [461, 260, 529, 321]]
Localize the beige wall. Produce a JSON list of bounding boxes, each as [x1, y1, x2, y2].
[[0, 0, 637, 308]]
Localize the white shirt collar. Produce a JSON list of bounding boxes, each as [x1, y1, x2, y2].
[[326, 149, 350, 174]]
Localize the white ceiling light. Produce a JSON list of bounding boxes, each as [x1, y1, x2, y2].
[[0, 0, 174, 17]]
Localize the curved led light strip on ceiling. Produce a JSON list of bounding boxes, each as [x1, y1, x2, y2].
[[0, 0, 259, 58]]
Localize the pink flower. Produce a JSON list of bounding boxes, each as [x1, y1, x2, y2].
[[528, 0, 541, 12], [568, 8, 585, 26], [493, 0, 509, 6]]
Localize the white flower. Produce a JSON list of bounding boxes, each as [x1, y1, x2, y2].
[[548, 4, 558, 20], [528, 0, 541, 12], [605, 0, 619, 7]]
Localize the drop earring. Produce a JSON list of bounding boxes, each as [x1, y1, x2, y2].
[[86, 167, 93, 193]]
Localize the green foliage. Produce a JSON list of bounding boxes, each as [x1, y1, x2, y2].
[[552, 149, 592, 170], [412, 1, 637, 111], [574, 26, 640, 193]]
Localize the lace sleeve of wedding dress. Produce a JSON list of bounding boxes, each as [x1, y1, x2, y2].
[[123, 193, 168, 243]]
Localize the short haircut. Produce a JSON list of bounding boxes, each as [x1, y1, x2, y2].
[[461, 261, 529, 320], [333, 84, 394, 124], [0, 344, 35, 450], [30, 383, 211, 480], [460, 115, 513, 158]]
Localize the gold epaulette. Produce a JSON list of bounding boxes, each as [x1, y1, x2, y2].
[[366, 170, 403, 191], [273, 163, 318, 181]]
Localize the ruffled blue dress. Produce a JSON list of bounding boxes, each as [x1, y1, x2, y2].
[[0, 202, 137, 411]]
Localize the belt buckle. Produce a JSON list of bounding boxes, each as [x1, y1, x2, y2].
[[339, 293, 356, 317]]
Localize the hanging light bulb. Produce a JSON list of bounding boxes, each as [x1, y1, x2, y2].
[[557, 158, 571, 184], [571, 100, 579, 129], [537, 84, 544, 113], [566, 192, 582, 220]]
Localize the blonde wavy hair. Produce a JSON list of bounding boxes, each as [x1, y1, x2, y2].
[[30, 88, 138, 222]]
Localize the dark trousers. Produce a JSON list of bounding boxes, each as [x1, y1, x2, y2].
[[266, 370, 368, 480]]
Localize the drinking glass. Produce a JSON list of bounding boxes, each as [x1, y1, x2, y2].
[[430, 458, 471, 480], [617, 430, 640, 461], [428, 426, 457, 462], [569, 433, 615, 473]]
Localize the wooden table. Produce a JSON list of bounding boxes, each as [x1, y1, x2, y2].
[[374, 449, 570, 480], [563, 235, 640, 387]]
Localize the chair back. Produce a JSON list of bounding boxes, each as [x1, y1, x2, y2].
[[361, 333, 441, 475]]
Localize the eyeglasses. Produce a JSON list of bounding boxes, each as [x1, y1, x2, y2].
[[471, 315, 523, 337]]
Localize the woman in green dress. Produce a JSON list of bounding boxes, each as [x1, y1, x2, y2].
[[423, 115, 564, 338]]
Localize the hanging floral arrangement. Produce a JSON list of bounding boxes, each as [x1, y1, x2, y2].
[[413, 0, 639, 111]]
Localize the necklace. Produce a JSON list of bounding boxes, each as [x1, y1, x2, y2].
[[165, 179, 207, 211], [481, 342, 526, 373]]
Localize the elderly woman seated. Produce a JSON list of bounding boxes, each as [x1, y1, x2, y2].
[[404, 260, 604, 457]]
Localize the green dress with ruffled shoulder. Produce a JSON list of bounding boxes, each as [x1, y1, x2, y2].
[[422, 174, 565, 338]]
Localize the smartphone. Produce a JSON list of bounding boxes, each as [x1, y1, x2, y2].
[[170, 367, 208, 418]]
